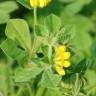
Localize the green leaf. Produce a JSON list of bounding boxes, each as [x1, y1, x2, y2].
[[84, 70, 96, 95], [71, 31, 92, 57], [63, 0, 92, 15], [37, 44, 48, 56], [0, 12, 10, 24], [35, 24, 47, 36], [0, 64, 7, 94], [59, 0, 76, 3], [61, 15, 93, 57], [0, 39, 28, 63], [92, 38, 96, 57], [1, 39, 23, 59], [0, 1, 18, 24], [44, 14, 61, 33], [0, 64, 13, 96], [5, 19, 31, 51], [0, 1, 19, 14], [71, 51, 85, 65], [45, 89, 62, 96], [17, 0, 32, 9], [61, 15, 93, 32], [15, 66, 43, 83], [57, 24, 76, 44], [41, 69, 61, 88]]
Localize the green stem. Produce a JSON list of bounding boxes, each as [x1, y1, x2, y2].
[[31, 8, 38, 58], [16, 86, 24, 96], [36, 84, 45, 96], [26, 84, 34, 96], [29, 8, 38, 62], [73, 73, 80, 96], [48, 45, 52, 63], [34, 8, 37, 35]]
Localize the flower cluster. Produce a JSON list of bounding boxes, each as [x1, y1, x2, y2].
[[54, 45, 71, 76], [30, 0, 51, 8]]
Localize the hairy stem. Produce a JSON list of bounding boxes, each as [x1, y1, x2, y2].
[[26, 84, 34, 96], [31, 8, 37, 58], [29, 8, 37, 63], [16, 85, 24, 96], [73, 73, 81, 96]]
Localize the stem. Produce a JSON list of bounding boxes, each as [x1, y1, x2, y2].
[[73, 73, 80, 96], [29, 8, 38, 62], [31, 8, 38, 58], [36, 84, 45, 96], [48, 45, 52, 63], [26, 84, 34, 96], [34, 8, 37, 35], [16, 86, 24, 96]]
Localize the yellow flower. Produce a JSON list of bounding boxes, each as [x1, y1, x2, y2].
[[39, 0, 50, 8], [62, 61, 71, 68], [30, 0, 39, 8], [54, 45, 71, 76], [56, 66, 65, 76], [63, 52, 71, 60], [30, 0, 51, 8], [56, 45, 66, 55]]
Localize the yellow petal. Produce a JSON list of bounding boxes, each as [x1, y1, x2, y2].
[[64, 52, 71, 60], [39, 0, 49, 8], [63, 61, 71, 68], [56, 46, 67, 58], [56, 67, 65, 76], [30, 0, 39, 8], [56, 45, 66, 53]]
